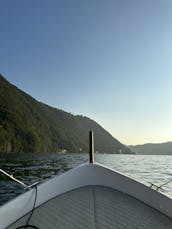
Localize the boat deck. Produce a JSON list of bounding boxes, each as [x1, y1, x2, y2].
[[8, 185, 172, 229]]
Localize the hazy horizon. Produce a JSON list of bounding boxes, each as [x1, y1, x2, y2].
[[1, 0, 172, 145]]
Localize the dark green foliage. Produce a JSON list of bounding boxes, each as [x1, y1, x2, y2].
[[0, 74, 132, 154]]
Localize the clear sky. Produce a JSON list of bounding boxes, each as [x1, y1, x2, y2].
[[0, 0, 172, 145]]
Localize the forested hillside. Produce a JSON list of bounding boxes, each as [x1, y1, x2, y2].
[[0, 74, 132, 154], [129, 142, 172, 155]]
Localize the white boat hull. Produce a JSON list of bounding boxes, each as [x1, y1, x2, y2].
[[1, 163, 172, 228]]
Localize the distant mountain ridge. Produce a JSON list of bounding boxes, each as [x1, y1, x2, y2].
[[128, 142, 172, 155], [0, 74, 132, 154]]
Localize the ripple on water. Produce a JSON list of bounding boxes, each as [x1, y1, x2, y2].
[[1, 153, 172, 205]]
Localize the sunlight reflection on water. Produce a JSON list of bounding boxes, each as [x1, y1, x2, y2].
[[0, 153, 172, 205]]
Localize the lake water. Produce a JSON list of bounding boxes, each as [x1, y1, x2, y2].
[[1, 153, 172, 206]]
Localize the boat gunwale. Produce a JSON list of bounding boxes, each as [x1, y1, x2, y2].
[[1, 162, 172, 228]]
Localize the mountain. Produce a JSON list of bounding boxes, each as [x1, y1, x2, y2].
[[128, 142, 172, 155], [0, 74, 132, 154]]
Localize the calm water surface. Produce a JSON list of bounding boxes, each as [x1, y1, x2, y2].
[[0, 153, 172, 206]]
